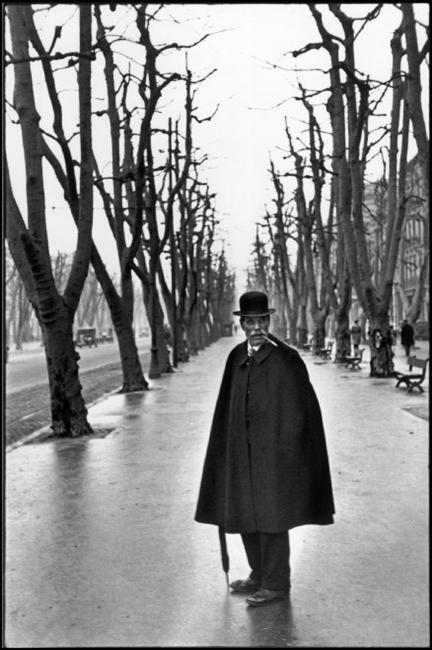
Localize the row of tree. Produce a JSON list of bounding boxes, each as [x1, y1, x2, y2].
[[246, 3, 429, 377], [5, 249, 118, 349], [5, 4, 235, 437]]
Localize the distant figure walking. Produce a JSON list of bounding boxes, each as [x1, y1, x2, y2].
[[369, 328, 393, 377], [400, 320, 415, 357], [350, 320, 362, 355]]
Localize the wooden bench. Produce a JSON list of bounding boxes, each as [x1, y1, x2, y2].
[[393, 356, 429, 393], [344, 347, 365, 370], [317, 341, 333, 359]]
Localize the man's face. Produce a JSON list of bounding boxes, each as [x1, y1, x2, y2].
[[240, 315, 270, 347]]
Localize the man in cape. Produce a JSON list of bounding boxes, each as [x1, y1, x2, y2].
[[195, 290, 335, 606]]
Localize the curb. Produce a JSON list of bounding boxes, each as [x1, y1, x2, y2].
[[6, 384, 123, 453]]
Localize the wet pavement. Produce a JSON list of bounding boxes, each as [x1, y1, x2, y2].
[[5, 336, 429, 647]]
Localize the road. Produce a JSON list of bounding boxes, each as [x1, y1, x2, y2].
[[6, 337, 150, 395], [6, 337, 429, 396]]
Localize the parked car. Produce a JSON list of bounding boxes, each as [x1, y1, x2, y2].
[[98, 328, 114, 343], [75, 327, 98, 348]]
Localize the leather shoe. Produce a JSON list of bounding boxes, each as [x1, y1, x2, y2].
[[246, 588, 289, 606], [230, 577, 261, 593]]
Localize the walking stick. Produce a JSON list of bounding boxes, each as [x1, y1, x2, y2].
[[218, 526, 230, 587]]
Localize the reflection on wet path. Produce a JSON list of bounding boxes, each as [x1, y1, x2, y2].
[[6, 335, 429, 647]]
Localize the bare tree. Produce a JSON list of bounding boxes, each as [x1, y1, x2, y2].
[[292, 3, 427, 376], [265, 160, 291, 340], [284, 124, 330, 351], [28, 4, 148, 392], [6, 4, 94, 435], [104, 6, 205, 378]]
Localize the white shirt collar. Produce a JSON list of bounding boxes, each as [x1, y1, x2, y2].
[[247, 341, 262, 356]]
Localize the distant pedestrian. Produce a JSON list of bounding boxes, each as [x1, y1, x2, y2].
[[370, 327, 393, 377], [350, 320, 362, 355], [195, 290, 335, 607], [386, 325, 396, 348], [400, 319, 415, 357]]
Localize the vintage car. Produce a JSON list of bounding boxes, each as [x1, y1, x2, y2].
[[98, 328, 114, 343], [75, 327, 98, 348]]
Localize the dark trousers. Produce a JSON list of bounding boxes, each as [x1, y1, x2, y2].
[[241, 531, 291, 591]]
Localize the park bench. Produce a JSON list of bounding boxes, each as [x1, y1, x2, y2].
[[317, 341, 333, 359], [344, 347, 365, 370], [393, 356, 429, 393]]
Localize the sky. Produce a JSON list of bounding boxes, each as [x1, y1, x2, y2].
[[5, 3, 430, 291]]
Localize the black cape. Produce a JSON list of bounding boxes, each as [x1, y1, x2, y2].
[[195, 339, 335, 533]]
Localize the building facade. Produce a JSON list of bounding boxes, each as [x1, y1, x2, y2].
[[351, 155, 429, 339]]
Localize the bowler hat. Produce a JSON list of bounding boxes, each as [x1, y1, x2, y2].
[[233, 291, 275, 316]]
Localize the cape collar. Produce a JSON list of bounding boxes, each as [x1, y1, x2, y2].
[[239, 340, 275, 367]]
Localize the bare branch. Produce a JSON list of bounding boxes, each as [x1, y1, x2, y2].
[[192, 103, 219, 123], [5, 49, 95, 66], [419, 38, 430, 64], [190, 68, 218, 84], [47, 25, 62, 54], [156, 31, 212, 54], [292, 41, 325, 58]]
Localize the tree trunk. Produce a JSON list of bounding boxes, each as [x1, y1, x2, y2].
[[176, 323, 190, 362], [334, 264, 352, 362], [116, 325, 149, 391], [187, 313, 200, 356], [405, 254, 430, 323], [141, 276, 172, 376], [287, 292, 299, 346], [312, 311, 327, 353], [334, 311, 351, 361], [45, 316, 91, 436], [297, 302, 308, 348]]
